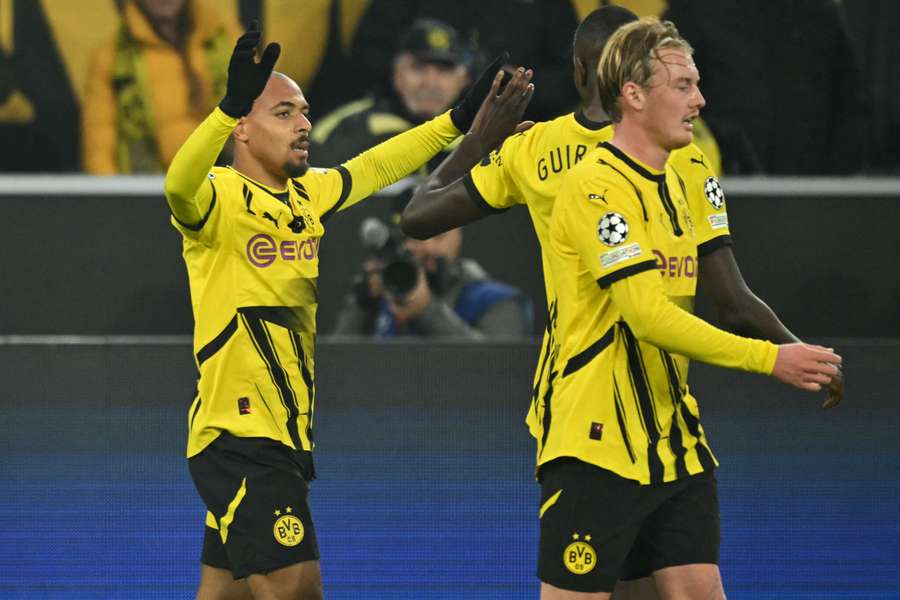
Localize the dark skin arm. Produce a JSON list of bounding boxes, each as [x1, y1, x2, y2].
[[700, 246, 843, 408], [402, 68, 535, 240]]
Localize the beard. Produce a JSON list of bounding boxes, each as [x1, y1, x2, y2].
[[282, 159, 309, 179]]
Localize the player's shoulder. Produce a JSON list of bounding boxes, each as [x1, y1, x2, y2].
[[207, 166, 241, 189], [669, 143, 714, 176], [569, 145, 640, 191]]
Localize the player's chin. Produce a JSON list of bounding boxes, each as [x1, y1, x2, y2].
[[665, 131, 693, 151], [283, 158, 310, 179]]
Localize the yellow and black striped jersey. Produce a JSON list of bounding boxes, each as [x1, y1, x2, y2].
[[168, 107, 459, 462], [465, 112, 730, 466], [546, 142, 777, 484]]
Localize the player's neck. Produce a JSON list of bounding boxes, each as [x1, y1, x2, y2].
[[579, 100, 611, 125], [231, 157, 288, 191], [610, 119, 669, 171]]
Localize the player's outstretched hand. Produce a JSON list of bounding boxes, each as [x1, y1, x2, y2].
[[771, 343, 842, 395], [822, 364, 843, 409], [450, 53, 510, 132], [219, 20, 281, 118], [466, 65, 535, 154]]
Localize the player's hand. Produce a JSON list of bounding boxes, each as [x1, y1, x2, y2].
[[771, 343, 842, 393], [467, 65, 535, 154], [450, 52, 515, 132], [822, 363, 843, 409], [219, 20, 281, 118]]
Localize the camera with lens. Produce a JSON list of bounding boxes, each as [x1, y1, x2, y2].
[[358, 217, 420, 299]]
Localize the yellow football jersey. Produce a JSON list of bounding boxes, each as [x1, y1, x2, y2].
[[174, 165, 350, 460], [466, 112, 729, 467], [168, 107, 459, 463], [546, 142, 776, 484]]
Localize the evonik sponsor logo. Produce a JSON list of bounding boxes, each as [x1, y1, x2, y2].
[[247, 234, 320, 268], [653, 250, 696, 278]]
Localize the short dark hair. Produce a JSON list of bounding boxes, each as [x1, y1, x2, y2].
[[573, 6, 639, 65]]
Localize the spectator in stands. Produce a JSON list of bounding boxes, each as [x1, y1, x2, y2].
[[0, 0, 119, 172], [310, 18, 471, 169], [82, 0, 241, 174], [348, 1, 578, 122], [333, 218, 533, 339], [665, 0, 871, 174]]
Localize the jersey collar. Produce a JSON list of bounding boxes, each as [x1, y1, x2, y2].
[[574, 110, 612, 131], [599, 142, 666, 183]]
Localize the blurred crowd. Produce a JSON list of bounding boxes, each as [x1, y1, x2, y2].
[[2, 0, 896, 176], [3, 0, 895, 339]]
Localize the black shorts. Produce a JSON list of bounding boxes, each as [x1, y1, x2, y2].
[[538, 458, 719, 593], [188, 433, 319, 579]]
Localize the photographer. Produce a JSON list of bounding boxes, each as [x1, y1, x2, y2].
[[332, 217, 533, 339]]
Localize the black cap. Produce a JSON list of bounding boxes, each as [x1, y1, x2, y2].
[[396, 19, 464, 66]]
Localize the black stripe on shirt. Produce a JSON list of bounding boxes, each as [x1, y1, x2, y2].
[[596, 159, 648, 221], [320, 165, 352, 223], [597, 259, 657, 289], [697, 235, 733, 257], [172, 180, 218, 232], [679, 401, 716, 472], [289, 330, 316, 444], [196, 314, 238, 367], [600, 142, 665, 183], [621, 323, 664, 483], [613, 378, 637, 464], [291, 179, 310, 201], [660, 350, 689, 479], [531, 301, 557, 418], [657, 181, 683, 236], [241, 314, 304, 451], [538, 362, 558, 464], [188, 393, 202, 432], [463, 172, 509, 215], [562, 323, 615, 377]]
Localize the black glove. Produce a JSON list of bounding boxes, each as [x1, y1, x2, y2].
[[219, 20, 281, 118], [450, 52, 510, 132]]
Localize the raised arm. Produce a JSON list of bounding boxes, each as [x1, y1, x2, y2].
[[164, 22, 279, 225], [402, 66, 535, 239]]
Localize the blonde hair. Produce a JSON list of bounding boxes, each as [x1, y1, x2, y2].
[[596, 17, 693, 122]]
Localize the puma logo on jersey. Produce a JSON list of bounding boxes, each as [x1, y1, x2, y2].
[[690, 156, 706, 167], [588, 190, 608, 203]]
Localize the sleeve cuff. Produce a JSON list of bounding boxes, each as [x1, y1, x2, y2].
[[697, 234, 733, 257], [597, 260, 658, 289], [211, 107, 240, 129], [463, 173, 508, 215]]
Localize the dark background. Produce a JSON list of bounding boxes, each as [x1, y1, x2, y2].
[[1, 181, 898, 337], [0, 340, 897, 599]]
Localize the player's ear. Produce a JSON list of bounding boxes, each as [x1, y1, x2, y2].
[[233, 118, 249, 143], [621, 82, 644, 112], [574, 57, 587, 87]]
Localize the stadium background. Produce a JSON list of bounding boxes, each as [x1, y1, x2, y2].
[[1, 0, 899, 596], [1, 180, 898, 599]]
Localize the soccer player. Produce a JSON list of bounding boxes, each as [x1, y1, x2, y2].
[[402, 8, 842, 597], [538, 18, 840, 598], [163, 23, 533, 599]]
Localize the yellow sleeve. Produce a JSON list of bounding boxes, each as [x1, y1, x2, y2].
[[560, 164, 776, 375], [316, 110, 460, 216], [81, 41, 119, 174], [466, 128, 529, 211], [163, 107, 237, 230], [610, 269, 778, 375], [670, 144, 731, 254]]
